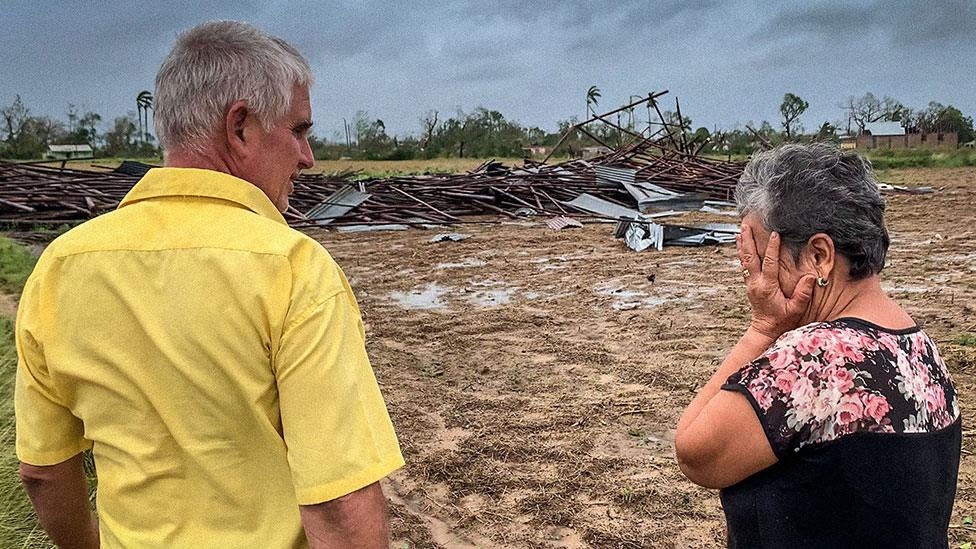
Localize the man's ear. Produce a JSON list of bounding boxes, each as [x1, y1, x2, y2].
[[805, 233, 836, 280], [225, 100, 250, 157]]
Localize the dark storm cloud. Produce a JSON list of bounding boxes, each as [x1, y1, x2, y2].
[[757, 0, 976, 46], [888, 1, 976, 44], [2, 0, 973, 139]]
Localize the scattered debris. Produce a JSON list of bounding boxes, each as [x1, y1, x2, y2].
[[699, 204, 738, 216], [878, 183, 934, 194], [665, 223, 740, 246], [615, 220, 740, 252], [113, 160, 156, 177], [336, 224, 410, 233], [618, 218, 666, 252], [546, 216, 584, 230], [430, 233, 472, 243]]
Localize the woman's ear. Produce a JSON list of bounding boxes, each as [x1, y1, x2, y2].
[[805, 233, 835, 280], [225, 100, 250, 157]]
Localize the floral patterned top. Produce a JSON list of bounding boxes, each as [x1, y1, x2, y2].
[[719, 317, 961, 548], [724, 317, 959, 459]]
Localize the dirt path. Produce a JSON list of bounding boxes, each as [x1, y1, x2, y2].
[[311, 167, 976, 548]]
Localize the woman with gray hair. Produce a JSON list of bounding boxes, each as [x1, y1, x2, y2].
[[675, 143, 960, 547]]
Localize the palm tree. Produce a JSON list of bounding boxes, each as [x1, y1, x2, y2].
[[586, 86, 601, 118], [136, 91, 153, 145]]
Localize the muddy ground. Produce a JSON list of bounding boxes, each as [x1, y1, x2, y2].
[[305, 167, 976, 548]]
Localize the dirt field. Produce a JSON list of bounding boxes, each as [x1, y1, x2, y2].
[[305, 167, 976, 548]]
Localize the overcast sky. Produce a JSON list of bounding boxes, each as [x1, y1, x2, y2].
[[3, 0, 974, 139]]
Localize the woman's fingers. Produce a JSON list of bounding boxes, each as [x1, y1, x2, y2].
[[786, 274, 817, 317], [760, 232, 781, 285], [737, 225, 761, 279]]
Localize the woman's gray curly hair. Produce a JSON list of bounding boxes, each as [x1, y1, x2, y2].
[[154, 21, 313, 153], [734, 143, 889, 280]]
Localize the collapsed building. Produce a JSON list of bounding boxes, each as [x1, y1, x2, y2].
[[0, 92, 748, 249]]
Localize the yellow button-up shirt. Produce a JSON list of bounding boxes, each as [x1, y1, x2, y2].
[[15, 168, 403, 548]]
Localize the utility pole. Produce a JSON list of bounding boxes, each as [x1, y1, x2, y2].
[[343, 118, 351, 155]]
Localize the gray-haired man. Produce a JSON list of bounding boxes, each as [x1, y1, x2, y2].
[[16, 21, 403, 548]]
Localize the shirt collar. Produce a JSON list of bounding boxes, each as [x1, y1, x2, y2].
[[118, 167, 287, 225]]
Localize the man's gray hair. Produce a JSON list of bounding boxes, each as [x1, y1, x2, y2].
[[154, 21, 313, 152], [735, 143, 889, 280]]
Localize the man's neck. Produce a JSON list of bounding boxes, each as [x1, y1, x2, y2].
[[164, 146, 235, 175]]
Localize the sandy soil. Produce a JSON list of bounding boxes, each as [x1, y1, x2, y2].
[[306, 167, 976, 548]]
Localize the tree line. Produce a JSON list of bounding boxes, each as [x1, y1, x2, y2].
[[2, 91, 973, 161], [0, 95, 157, 159]]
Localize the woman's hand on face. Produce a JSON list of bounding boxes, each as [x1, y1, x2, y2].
[[736, 226, 817, 340]]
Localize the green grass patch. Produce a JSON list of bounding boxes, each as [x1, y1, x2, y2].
[[0, 236, 50, 547], [865, 149, 976, 170], [0, 316, 54, 547], [0, 236, 37, 294], [954, 333, 976, 347]]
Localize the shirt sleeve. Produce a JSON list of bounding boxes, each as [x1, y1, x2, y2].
[[15, 281, 92, 465], [721, 332, 811, 459], [274, 252, 403, 505]]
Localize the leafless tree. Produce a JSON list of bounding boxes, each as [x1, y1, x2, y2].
[[419, 110, 438, 150], [842, 93, 905, 132]]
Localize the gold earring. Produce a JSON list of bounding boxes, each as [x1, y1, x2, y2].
[[817, 276, 829, 287]]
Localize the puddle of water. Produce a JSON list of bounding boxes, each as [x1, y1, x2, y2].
[[388, 281, 527, 310], [435, 258, 487, 269], [597, 286, 647, 300], [388, 283, 451, 310], [389, 279, 563, 310], [466, 289, 513, 307], [469, 280, 503, 288], [596, 281, 721, 310]]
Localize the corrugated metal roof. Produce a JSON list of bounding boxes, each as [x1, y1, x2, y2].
[[562, 193, 643, 220], [306, 185, 371, 225], [595, 165, 637, 187], [546, 215, 583, 230]]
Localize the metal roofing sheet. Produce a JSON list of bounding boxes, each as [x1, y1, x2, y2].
[[562, 193, 643, 220], [306, 185, 371, 225], [546, 215, 584, 230]]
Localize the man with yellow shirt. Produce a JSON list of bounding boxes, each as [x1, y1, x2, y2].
[[15, 21, 403, 548]]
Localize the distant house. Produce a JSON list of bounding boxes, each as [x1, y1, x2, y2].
[[838, 134, 857, 150], [581, 145, 612, 159], [854, 122, 957, 150], [45, 144, 93, 160]]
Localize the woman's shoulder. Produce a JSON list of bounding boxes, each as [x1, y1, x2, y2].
[[725, 317, 959, 456], [771, 317, 931, 365]]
